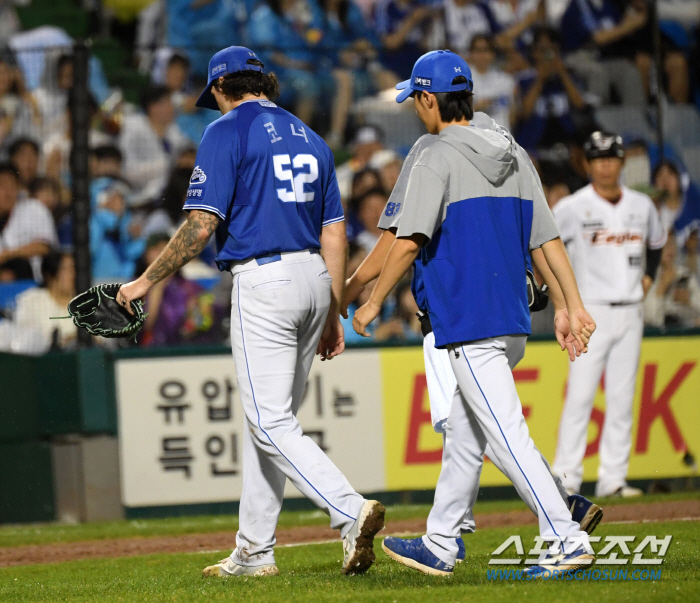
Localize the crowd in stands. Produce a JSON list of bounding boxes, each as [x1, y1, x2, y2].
[[1, 0, 700, 353]]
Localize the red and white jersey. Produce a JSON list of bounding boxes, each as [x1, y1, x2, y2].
[[553, 184, 667, 304]]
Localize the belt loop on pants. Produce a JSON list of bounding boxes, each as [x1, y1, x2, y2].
[[255, 254, 282, 266]]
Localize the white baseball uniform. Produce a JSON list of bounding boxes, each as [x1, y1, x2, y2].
[[552, 184, 667, 496]]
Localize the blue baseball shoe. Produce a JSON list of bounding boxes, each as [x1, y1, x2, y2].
[[382, 537, 454, 576], [456, 537, 466, 563], [524, 547, 595, 579], [568, 494, 603, 534]]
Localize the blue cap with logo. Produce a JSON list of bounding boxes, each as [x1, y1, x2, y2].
[[395, 50, 473, 103], [196, 46, 265, 110]]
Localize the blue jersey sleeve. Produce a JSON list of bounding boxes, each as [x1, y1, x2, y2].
[[321, 160, 344, 227], [183, 121, 238, 220]]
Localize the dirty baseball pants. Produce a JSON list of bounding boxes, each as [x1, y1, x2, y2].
[[422, 332, 569, 536], [424, 335, 589, 565], [228, 250, 365, 567], [553, 303, 643, 497]]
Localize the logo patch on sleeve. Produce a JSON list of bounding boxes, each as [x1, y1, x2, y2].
[[190, 166, 207, 185], [414, 76, 432, 88], [211, 63, 227, 77]]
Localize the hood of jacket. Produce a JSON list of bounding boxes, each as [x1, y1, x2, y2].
[[438, 121, 515, 187]]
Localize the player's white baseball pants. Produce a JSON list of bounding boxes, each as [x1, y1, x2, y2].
[[424, 335, 589, 565], [553, 303, 643, 497], [229, 250, 365, 567], [423, 332, 569, 536]]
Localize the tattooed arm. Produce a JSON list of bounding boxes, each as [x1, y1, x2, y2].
[[117, 209, 220, 313]]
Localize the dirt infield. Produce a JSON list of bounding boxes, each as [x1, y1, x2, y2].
[[2, 499, 698, 568]]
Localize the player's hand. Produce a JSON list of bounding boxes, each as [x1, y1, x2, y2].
[[317, 315, 345, 361], [568, 306, 596, 353], [341, 277, 365, 319], [553, 308, 581, 361], [352, 300, 381, 337], [117, 277, 152, 315]]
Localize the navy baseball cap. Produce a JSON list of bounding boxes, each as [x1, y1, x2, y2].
[[196, 46, 265, 110], [396, 50, 473, 103]]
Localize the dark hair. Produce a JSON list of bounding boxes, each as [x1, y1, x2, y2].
[[161, 166, 193, 222], [351, 168, 382, 190], [321, 0, 350, 28], [470, 34, 495, 52], [417, 76, 474, 122], [56, 53, 74, 73], [167, 53, 190, 70], [91, 145, 123, 163], [8, 137, 39, 158], [215, 65, 280, 102], [532, 26, 561, 48], [140, 85, 171, 112], [0, 163, 19, 180], [146, 232, 171, 250], [353, 186, 388, 214], [653, 159, 681, 181], [41, 250, 68, 285], [29, 176, 60, 198]]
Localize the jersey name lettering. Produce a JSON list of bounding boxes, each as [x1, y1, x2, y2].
[[590, 230, 643, 245]]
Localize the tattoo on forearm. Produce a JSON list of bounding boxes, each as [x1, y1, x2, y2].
[[146, 210, 219, 283]]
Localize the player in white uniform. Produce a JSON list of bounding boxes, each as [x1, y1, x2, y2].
[[118, 46, 385, 578], [552, 132, 667, 498], [351, 50, 597, 577], [343, 114, 604, 556]]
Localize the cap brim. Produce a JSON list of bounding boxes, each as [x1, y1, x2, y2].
[[395, 81, 413, 104], [195, 83, 220, 110]]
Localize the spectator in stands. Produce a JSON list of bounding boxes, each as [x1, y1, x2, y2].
[[139, 233, 225, 347], [374, 0, 438, 79], [469, 34, 515, 129], [544, 178, 570, 210], [490, 0, 545, 72], [119, 85, 191, 206], [90, 145, 123, 179], [353, 187, 388, 253], [368, 149, 402, 193], [13, 250, 77, 350], [248, 0, 331, 128], [644, 234, 700, 328], [0, 57, 38, 150], [654, 158, 700, 237], [33, 53, 73, 140], [0, 163, 57, 282], [513, 27, 586, 152], [89, 177, 146, 281], [559, 0, 688, 106], [443, 0, 494, 56], [336, 125, 385, 200], [654, 160, 686, 232], [8, 137, 39, 196], [28, 177, 61, 215], [345, 168, 382, 239], [319, 0, 394, 147], [679, 227, 699, 282]]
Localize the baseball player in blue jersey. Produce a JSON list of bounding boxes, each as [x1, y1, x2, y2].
[[351, 50, 597, 577], [117, 46, 385, 578], [343, 112, 604, 563]]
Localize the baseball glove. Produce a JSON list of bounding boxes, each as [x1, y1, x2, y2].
[[527, 269, 549, 312], [67, 283, 146, 339]]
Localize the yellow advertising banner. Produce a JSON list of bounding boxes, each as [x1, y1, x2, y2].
[[381, 337, 700, 490]]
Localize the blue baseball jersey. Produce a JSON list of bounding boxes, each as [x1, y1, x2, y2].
[[560, 0, 620, 54], [184, 100, 344, 270]]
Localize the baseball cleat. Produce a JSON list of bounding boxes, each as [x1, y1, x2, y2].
[[523, 547, 595, 579], [342, 499, 385, 575], [568, 494, 603, 534], [382, 537, 454, 577], [610, 485, 644, 498], [202, 557, 279, 577], [456, 537, 466, 563]]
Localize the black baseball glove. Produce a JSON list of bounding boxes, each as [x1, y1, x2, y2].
[[67, 283, 146, 339], [527, 269, 549, 312]]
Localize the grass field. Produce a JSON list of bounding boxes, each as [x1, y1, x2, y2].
[[1, 495, 698, 603]]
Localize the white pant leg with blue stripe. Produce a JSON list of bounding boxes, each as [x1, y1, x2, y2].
[[424, 335, 588, 566], [423, 337, 569, 541], [229, 250, 365, 567]]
